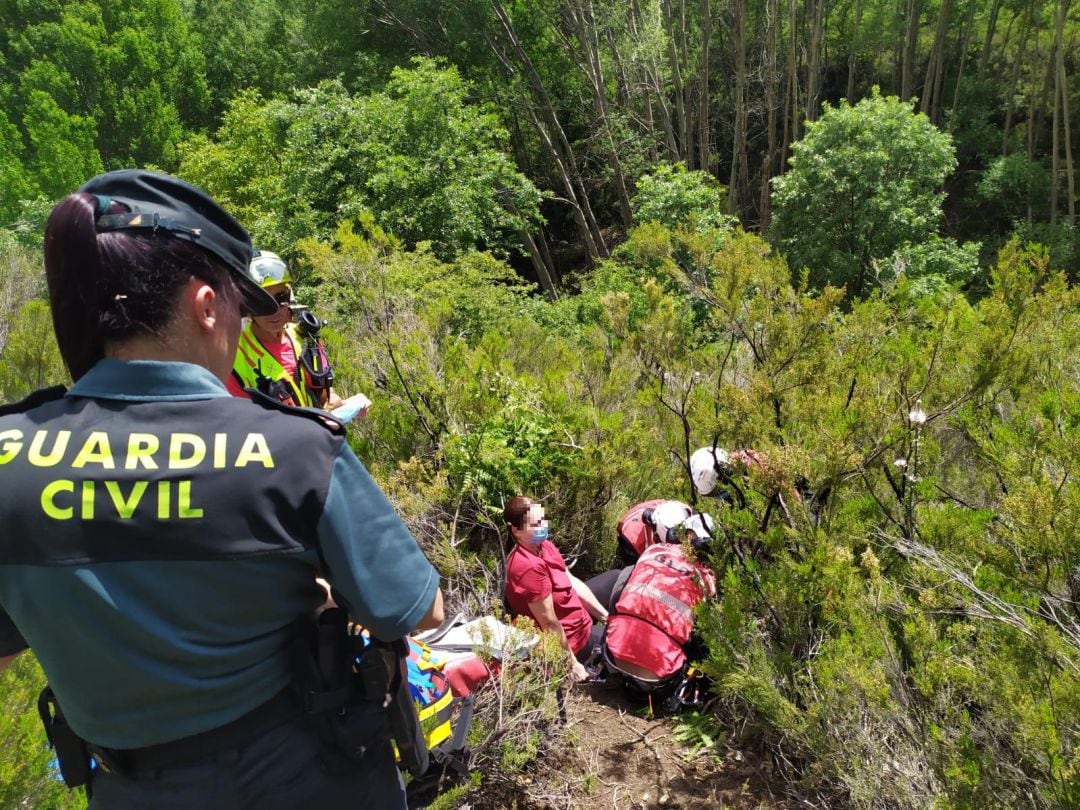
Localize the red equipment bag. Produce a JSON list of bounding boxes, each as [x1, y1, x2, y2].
[[603, 544, 716, 681]]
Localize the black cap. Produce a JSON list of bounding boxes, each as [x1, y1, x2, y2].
[[78, 169, 278, 317]]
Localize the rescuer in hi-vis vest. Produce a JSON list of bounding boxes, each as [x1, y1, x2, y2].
[[0, 169, 443, 809], [227, 251, 371, 422]]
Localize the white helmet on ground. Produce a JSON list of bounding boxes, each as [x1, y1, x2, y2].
[[690, 445, 731, 496]]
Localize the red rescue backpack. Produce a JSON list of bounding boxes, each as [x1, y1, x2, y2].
[[616, 499, 666, 563], [603, 544, 716, 684]]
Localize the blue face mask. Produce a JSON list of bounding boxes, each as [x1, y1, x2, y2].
[[530, 525, 549, 544]]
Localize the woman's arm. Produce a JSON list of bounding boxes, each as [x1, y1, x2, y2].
[[568, 573, 608, 621], [527, 594, 590, 682]]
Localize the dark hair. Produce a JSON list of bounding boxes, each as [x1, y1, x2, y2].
[[44, 193, 237, 380], [504, 496, 537, 531]]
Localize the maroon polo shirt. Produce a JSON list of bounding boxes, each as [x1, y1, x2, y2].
[[505, 540, 592, 655]]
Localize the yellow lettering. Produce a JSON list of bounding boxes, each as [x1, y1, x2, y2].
[[81, 480, 95, 519], [41, 479, 74, 519], [0, 429, 24, 464], [235, 433, 273, 468], [126, 434, 159, 470], [28, 430, 71, 466], [105, 481, 148, 519], [213, 433, 227, 469], [72, 432, 115, 469], [168, 433, 206, 470], [177, 480, 203, 518], [157, 480, 171, 519]]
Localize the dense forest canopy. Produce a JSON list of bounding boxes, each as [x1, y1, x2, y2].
[[1, 1, 1078, 808], [0, 0, 1076, 271]]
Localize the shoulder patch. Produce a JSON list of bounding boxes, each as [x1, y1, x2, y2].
[[246, 388, 346, 436], [0, 385, 67, 416]]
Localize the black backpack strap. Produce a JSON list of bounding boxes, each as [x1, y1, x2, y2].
[[0, 385, 67, 416], [245, 388, 346, 436]]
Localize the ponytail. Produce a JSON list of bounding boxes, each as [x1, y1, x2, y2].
[[44, 194, 104, 381]]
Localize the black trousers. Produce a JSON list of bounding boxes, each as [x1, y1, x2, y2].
[[585, 567, 633, 613], [88, 718, 405, 810]]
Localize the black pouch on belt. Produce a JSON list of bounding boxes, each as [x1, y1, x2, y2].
[[37, 686, 92, 789], [292, 607, 391, 774]]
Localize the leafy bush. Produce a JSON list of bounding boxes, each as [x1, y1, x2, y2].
[[180, 59, 542, 261], [632, 162, 735, 233], [770, 88, 956, 298]]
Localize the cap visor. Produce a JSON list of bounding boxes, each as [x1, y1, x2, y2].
[[236, 273, 279, 316]]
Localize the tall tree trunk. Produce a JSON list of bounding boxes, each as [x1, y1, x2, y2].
[[847, 0, 864, 99], [663, 0, 692, 163], [486, 2, 608, 257], [979, 0, 1004, 74], [729, 0, 747, 211], [605, 28, 632, 107], [806, 0, 825, 122], [565, 0, 634, 228], [784, 0, 800, 157], [893, 0, 905, 90], [679, 0, 695, 163], [698, 0, 712, 173], [920, 0, 951, 122], [1025, 1, 1044, 221], [901, 0, 920, 101], [1060, 51, 1076, 224], [1050, 0, 1072, 224], [508, 195, 559, 299], [949, 0, 978, 122], [1002, 3, 1033, 154], [630, 0, 680, 160], [761, 0, 780, 229]]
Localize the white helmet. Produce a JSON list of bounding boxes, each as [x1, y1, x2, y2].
[[649, 500, 693, 543], [248, 250, 292, 288], [690, 445, 730, 495], [681, 512, 716, 549]]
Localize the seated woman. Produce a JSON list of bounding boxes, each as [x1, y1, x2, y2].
[[503, 496, 608, 682]]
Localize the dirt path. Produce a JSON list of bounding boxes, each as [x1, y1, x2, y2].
[[414, 677, 796, 809], [553, 681, 792, 810]]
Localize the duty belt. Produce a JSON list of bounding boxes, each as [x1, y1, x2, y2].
[[88, 688, 298, 774]]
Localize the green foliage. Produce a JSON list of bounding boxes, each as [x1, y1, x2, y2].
[[885, 236, 982, 294], [670, 710, 723, 759], [631, 161, 734, 233], [770, 88, 957, 298], [977, 154, 1052, 224], [2, 212, 1079, 807], [0, 0, 208, 195], [0, 107, 37, 227], [0, 298, 68, 399], [0, 654, 86, 810], [180, 59, 543, 260]]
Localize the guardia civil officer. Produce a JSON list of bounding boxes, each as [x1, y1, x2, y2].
[[0, 169, 443, 809]]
